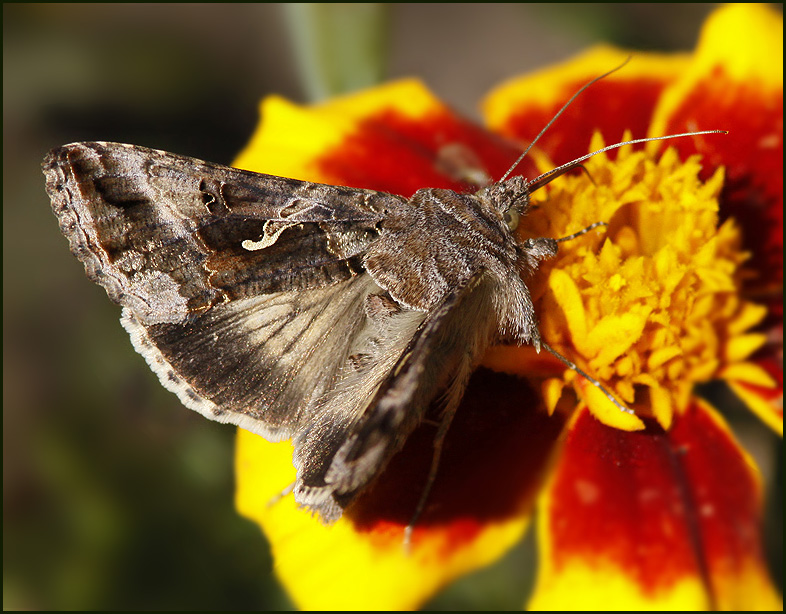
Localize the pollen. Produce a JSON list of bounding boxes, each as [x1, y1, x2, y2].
[[519, 133, 768, 430]]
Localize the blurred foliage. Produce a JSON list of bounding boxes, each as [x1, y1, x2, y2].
[[284, 3, 390, 101], [4, 3, 779, 610]]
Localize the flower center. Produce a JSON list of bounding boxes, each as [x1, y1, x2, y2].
[[485, 134, 766, 430]]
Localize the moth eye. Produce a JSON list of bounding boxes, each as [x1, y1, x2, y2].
[[503, 207, 520, 231]]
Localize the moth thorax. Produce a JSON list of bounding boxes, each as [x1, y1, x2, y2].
[[362, 187, 521, 312]]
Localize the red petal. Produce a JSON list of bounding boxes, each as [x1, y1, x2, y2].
[[348, 369, 565, 549], [547, 408, 704, 588], [315, 108, 531, 197], [505, 79, 667, 165], [657, 80, 783, 300], [483, 47, 687, 167], [535, 401, 777, 608], [670, 400, 778, 607], [649, 5, 784, 309]]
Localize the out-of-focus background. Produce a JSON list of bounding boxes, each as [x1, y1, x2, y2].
[[4, 4, 780, 610]]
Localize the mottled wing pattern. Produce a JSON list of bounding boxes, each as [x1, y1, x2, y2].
[[42, 141, 423, 504], [43, 142, 406, 325]]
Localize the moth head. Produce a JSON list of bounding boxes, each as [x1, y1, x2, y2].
[[476, 175, 531, 230]]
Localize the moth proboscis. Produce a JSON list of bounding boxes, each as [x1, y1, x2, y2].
[[43, 67, 724, 537]]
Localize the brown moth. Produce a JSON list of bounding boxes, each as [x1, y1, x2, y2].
[[43, 72, 722, 527]]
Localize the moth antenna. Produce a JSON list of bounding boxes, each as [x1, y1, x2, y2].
[[526, 130, 727, 193], [541, 341, 634, 415], [499, 56, 632, 182], [403, 402, 460, 552]]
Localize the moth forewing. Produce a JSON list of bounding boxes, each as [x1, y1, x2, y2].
[[42, 142, 406, 323]]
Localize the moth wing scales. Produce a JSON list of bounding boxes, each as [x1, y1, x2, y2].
[[43, 142, 406, 325], [42, 141, 407, 441], [121, 273, 387, 440]]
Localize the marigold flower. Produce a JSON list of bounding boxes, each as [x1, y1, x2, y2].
[[233, 4, 782, 610]]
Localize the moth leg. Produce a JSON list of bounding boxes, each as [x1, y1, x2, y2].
[[435, 143, 492, 188], [267, 481, 295, 509], [555, 221, 607, 243], [541, 341, 633, 415], [403, 403, 460, 550]]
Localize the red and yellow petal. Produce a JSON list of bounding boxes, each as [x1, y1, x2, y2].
[[483, 45, 689, 167], [530, 401, 781, 610], [235, 78, 529, 196], [236, 371, 566, 610], [723, 357, 784, 436], [649, 3, 784, 304]]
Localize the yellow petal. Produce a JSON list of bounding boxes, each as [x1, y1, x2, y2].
[[649, 384, 674, 431], [577, 379, 645, 431], [585, 312, 648, 365], [546, 269, 588, 352], [235, 428, 533, 610], [647, 345, 682, 370], [727, 381, 784, 437], [720, 362, 778, 388], [542, 378, 566, 415], [727, 302, 768, 335], [694, 3, 783, 83], [726, 333, 768, 363], [530, 558, 710, 610]]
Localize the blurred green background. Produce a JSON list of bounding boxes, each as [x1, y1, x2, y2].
[[4, 3, 780, 610]]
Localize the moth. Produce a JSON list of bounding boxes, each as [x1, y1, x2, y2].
[[43, 72, 721, 528]]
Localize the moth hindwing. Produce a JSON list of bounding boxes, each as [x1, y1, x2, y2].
[[43, 141, 558, 522]]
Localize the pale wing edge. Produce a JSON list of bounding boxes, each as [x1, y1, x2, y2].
[[45, 155, 141, 318], [121, 308, 293, 442]]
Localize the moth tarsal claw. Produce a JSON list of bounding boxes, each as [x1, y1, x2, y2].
[[267, 481, 296, 509]]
